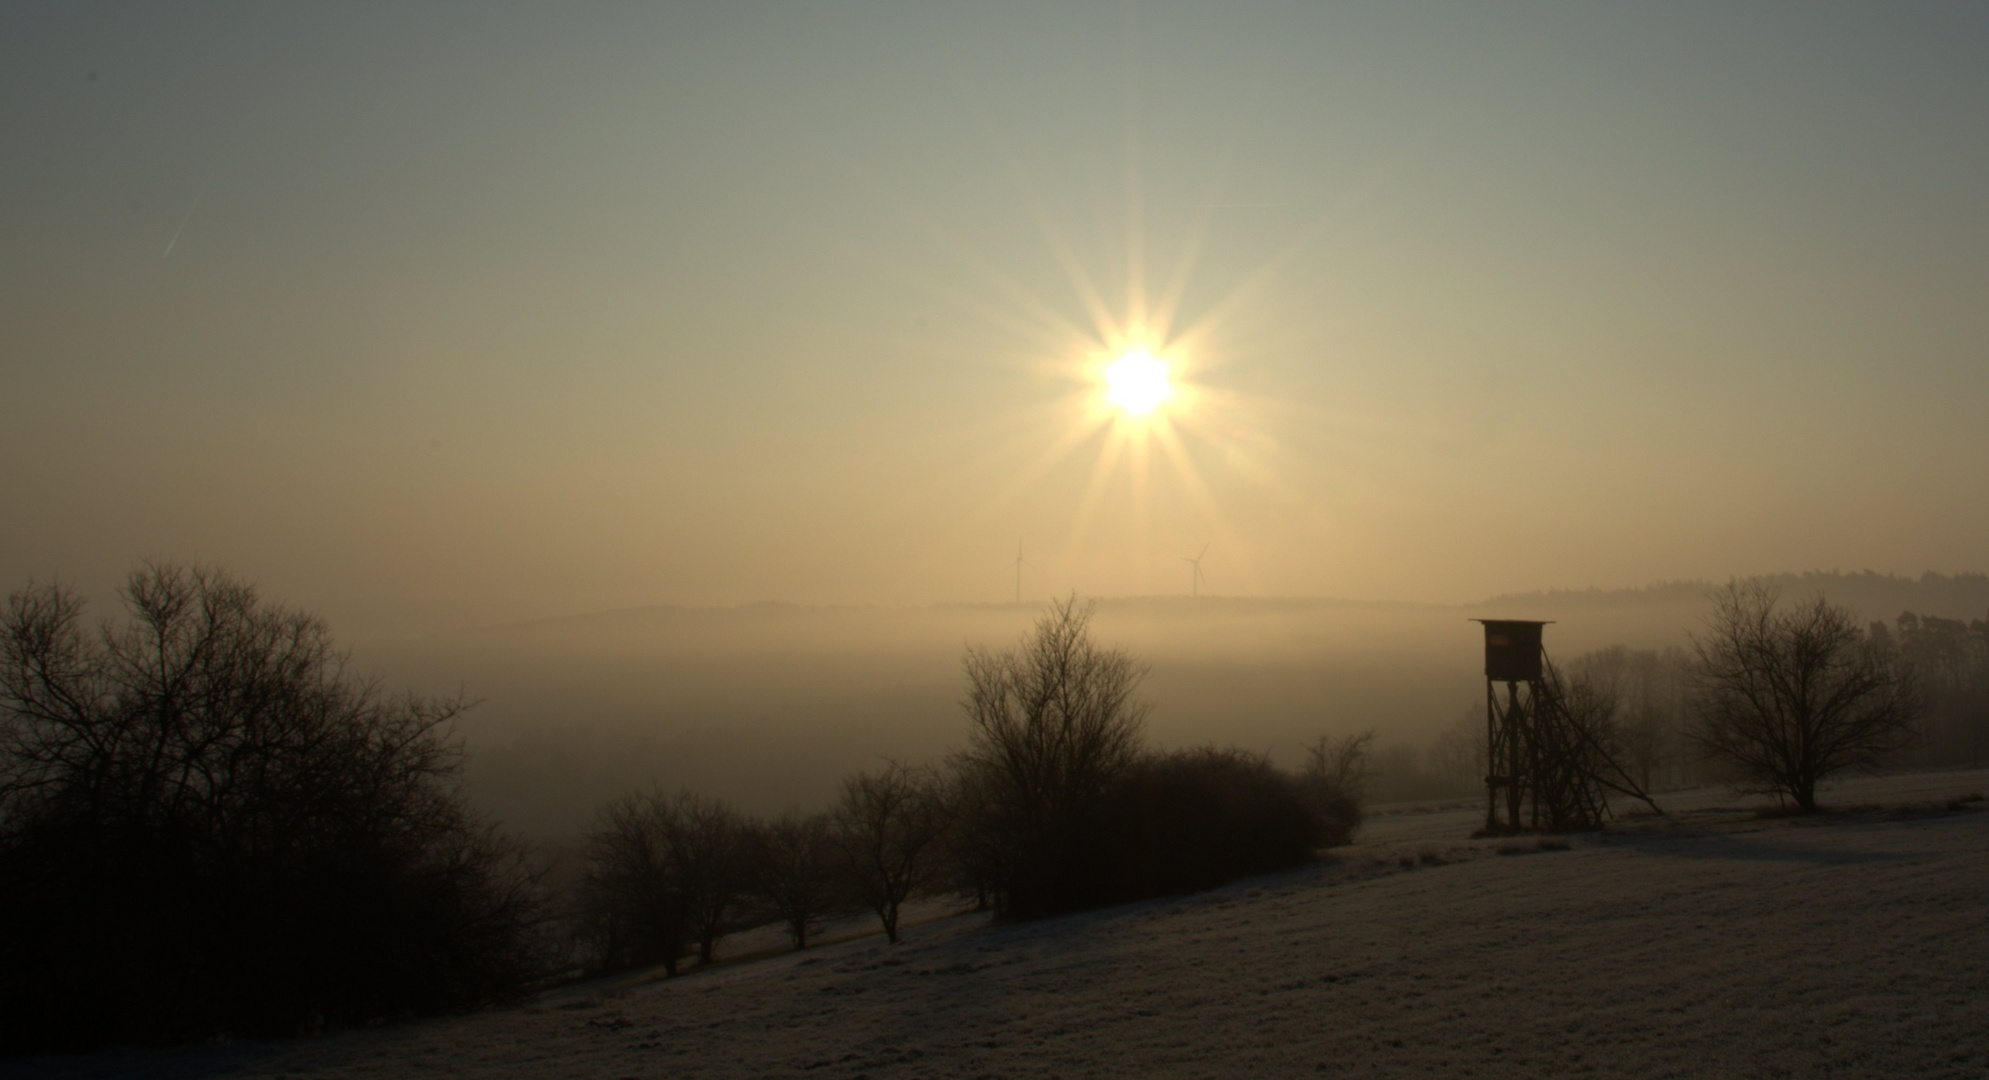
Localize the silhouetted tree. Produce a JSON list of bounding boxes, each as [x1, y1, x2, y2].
[[937, 757, 1005, 911], [670, 792, 750, 965], [833, 763, 948, 943], [748, 810, 844, 950], [576, 791, 689, 976], [958, 595, 1147, 917], [0, 565, 546, 1051], [1690, 582, 1920, 811]]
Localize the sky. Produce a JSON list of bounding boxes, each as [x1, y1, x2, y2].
[[5, 2, 1988, 639]]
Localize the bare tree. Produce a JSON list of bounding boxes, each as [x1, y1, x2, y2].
[[1690, 581, 1920, 811], [958, 595, 1147, 917], [577, 791, 689, 976], [937, 756, 1005, 912], [668, 792, 749, 965], [576, 788, 749, 972], [748, 810, 844, 950], [833, 763, 948, 943], [0, 564, 546, 1051]]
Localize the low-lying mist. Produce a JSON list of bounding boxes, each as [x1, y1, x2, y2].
[[355, 572, 1989, 838]]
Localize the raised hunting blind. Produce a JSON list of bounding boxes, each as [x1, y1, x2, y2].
[[1479, 619, 1546, 682], [1470, 619, 1660, 834], [1474, 619, 1552, 833]]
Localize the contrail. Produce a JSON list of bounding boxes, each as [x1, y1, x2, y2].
[[161, 176, 209, 259]]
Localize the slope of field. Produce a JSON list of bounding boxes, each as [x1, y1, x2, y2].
[[24, 771, 1989, 1080]]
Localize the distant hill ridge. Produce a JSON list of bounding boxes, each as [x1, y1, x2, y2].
[[459, 570, 1989, 639], [1476, 570, 1989, 621]]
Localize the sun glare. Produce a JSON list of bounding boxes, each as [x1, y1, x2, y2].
[[1105, 349, 1173, 416]]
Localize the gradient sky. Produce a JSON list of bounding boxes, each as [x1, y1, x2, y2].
[[5, 2, 1988, 638]]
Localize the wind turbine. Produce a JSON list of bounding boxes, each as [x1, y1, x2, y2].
[[1013, 542, 1027, 604], [1182, 543, 1209, 597]]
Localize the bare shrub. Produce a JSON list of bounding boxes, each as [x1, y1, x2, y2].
[[1690, 582, 1921, 811], [833, 763, 949, 943], [0, 566, 546, 1051], [1297, 730, 1372, 844], [1303, 730, 1374, 801]]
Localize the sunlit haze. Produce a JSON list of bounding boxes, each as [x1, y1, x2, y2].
[[5, 3, 1988, 643]]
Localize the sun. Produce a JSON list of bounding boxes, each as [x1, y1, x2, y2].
[[1104, 349, 1173, 416]]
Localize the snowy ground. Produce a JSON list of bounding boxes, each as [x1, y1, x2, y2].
[[22, 769, 1989, 1079]]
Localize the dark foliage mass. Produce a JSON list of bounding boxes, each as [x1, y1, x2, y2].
[[1091, 747, 1326, 903], [0, 566, 547, 1053], [1885, 610, 1989, 769]]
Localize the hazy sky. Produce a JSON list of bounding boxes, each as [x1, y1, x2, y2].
[[6, 2, 1988, 637]]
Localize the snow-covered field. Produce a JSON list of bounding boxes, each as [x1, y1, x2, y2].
[[24, 770, 1989, 1079]]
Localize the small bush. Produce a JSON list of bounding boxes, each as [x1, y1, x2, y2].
[[1293, 773, 1365, 848], [1296, 732, 1370, 846]]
